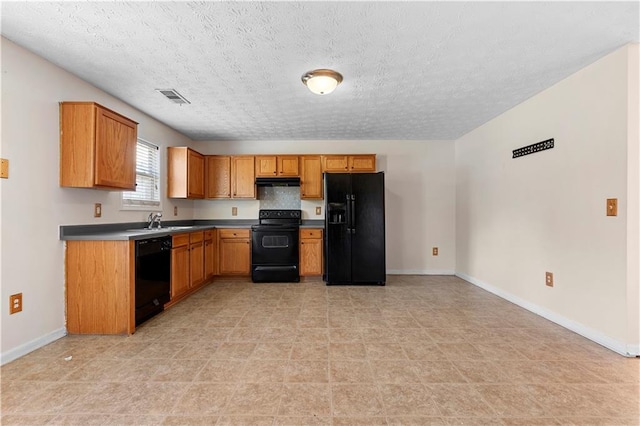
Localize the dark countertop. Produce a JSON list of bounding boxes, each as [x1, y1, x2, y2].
[[60, 219, 324, 241]]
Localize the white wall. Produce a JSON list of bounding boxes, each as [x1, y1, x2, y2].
[[0, 38, 195, 363], [192, 140, 457, 275], [455, 44, 640, 355]]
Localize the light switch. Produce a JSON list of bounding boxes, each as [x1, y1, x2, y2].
[[606, 198, 617, 216]]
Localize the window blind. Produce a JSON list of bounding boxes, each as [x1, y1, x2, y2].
[[122, 139, 161, 208]]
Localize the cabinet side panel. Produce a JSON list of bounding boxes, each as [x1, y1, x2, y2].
[[60, 103, 95, 187], [65, 241, 132, 334], [168, 147, 188, 198]]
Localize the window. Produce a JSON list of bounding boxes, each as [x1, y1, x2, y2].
[[122, 139, 161, 210]]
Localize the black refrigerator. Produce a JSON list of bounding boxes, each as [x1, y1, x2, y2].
[[323, 172, 386, 285]]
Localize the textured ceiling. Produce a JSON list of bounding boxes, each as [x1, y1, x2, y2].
[[1, 1, 638, 141]]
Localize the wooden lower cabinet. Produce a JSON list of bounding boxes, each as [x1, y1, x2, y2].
[[218, 229, 251, 275], [171, 230, 214, 303], [204, 229, 217, 278], [171, 234, 191, 300], [300, 228, 323, 276], [65, 240, 135, 335], [189, 232, 205, 287]]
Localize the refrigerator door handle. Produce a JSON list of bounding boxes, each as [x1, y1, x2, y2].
[[350, 195, 356, 234], [346, 194, 352, 233]]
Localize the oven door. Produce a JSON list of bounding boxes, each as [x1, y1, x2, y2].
[[251, 225, 300, 282]]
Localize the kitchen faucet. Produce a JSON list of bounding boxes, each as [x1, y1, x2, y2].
[[147, 212, 162, 229]]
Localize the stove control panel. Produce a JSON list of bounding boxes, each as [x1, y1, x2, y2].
[[259, 210, 301, 219]]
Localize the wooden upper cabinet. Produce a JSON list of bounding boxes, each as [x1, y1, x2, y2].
[[255, 156, 277, 176], [168, 147, 205, 199], [322, 155, 349, 172], [323, 154, 376, 173], [255, 155, 299, 177], [206, 156, 231, 198], [60, 102, 137, 190], [277, 156, 299, 176], [348, 155, 376, 172], [300, 156, 323, 199], [232, 156, 256, 198]]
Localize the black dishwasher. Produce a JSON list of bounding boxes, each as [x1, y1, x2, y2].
[[135, 236, 172, 325]]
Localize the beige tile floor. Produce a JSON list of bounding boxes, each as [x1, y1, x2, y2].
[[1, 275, 639, 425]]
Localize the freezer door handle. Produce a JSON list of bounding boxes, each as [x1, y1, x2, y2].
[[350, 195, 356, 234]]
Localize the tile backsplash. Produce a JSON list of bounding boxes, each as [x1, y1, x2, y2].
[[258, 187, 302, 210]]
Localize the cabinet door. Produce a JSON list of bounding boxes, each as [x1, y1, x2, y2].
[[300, 156, 323, 199], [187, 150, 205, 198], [206, 156, 231, 198], [94, 107, 137, 189], [300, 229, 323, 276], [323, 155, 349, 172], [349, 155, 376, 172], [255, 156, 277, 177], [204, 238, 216, 279], [190, 241, 204, 287], [219, 238, 251, 275], [171, 245, 190, 299], [277, 156, 299, 176], [232, 156, 256, 199]]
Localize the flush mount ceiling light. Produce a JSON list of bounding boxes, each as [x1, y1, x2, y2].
[[301, 69, 343, 95]]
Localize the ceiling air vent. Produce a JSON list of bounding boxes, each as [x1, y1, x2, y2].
[[155, 89, 190, 105]]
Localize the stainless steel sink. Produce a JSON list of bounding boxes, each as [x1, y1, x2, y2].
[[126, 226, 193, 232]]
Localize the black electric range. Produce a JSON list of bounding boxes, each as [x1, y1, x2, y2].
[[251, 209, 301, 283]]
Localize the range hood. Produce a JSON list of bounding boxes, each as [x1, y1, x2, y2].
[[255, 177, 301, 187]]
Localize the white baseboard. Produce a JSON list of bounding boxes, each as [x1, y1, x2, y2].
[[1, 327, 67, 365], [387, 269, 455, 275], [456, 272, 638, 357]]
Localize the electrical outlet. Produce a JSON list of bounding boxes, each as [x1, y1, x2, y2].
[[316, 206, 321, 215], [94, 203, 102, 218], [10, 293, 22, 314], [174, 206, 178, 216], [232, 207, 238, 216], [606, 198, 617, 216], [432, 247, 439, 256], [546, 272, 554, 287]]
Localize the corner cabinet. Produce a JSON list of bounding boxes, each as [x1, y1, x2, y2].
[[322, 154, 376, 173], [206, 156, 231, 198], [168, 147, 205, 199], [300, 228, 323, 276], [300, 156, 323, 199], [60, 102, 138, 190]]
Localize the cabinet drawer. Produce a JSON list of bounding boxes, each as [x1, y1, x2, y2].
[[219, 229, 250, 239], [204, 229, 214, 240], [190, 231, 204, 244], [172, 233, 190, 248], [300, 229, 323, 239]]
